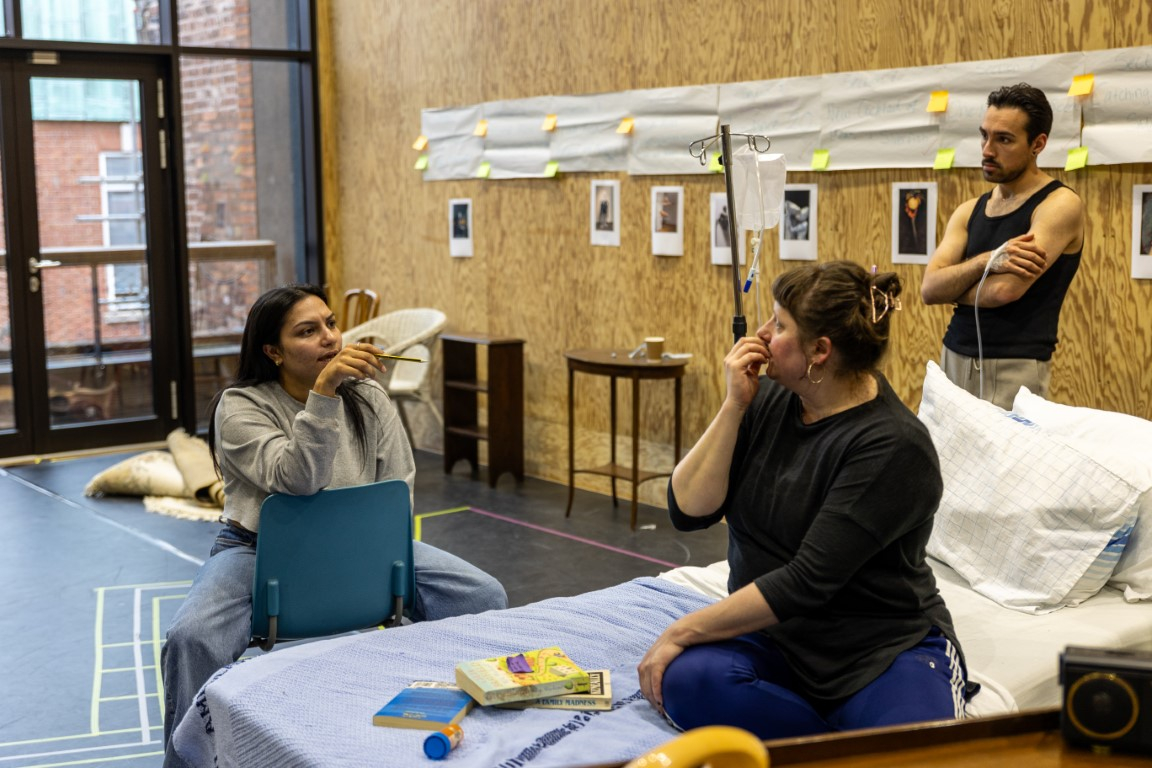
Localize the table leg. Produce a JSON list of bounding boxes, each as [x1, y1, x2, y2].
[[630, 372, 640, 531], [674, 376, 683, 462], [609, 375, 618, 507], [566, 365, 576, 517]]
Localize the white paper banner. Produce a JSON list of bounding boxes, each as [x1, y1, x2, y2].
[[482, 96, 554, 179], [818, 66, 947, 170], [550, 92, 632, 173], [1081, 48, 1152, 166], [421, 105, 485, 181], [719, 76, 823, 172], [627, 86, 719, 176]]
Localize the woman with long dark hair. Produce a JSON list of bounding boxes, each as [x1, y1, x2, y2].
[[161, 285, 506, 766]]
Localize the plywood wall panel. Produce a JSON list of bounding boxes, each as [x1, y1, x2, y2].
[[322, 0, 1152, 504]]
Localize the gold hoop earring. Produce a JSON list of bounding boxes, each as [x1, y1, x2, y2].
[[806, 361, 824, 385]]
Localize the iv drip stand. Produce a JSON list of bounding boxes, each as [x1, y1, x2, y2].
[[720, 124, 745, 346]]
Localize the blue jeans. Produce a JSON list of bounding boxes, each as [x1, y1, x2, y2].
[[161, 526, 506, 766], [662, 628, 966, 740]]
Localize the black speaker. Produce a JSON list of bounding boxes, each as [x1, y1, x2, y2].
[[1061, 645, 1152, 755]]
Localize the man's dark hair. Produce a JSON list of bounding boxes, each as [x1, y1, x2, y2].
[[987, 83, 1053, 143]]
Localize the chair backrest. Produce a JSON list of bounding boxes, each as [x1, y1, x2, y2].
[[250, 479, 415, 650], [342, 288, 380, 329], [343, 308, 447, 355]]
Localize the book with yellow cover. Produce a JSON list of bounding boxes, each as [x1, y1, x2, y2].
[[455, 646, 590, 705], [496, 669, 612, 711]]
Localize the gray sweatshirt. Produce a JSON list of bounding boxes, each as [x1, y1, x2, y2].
[[214, 379, 415, 532]]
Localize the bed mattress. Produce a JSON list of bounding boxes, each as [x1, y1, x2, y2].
[[660, 558, 1152, 716]]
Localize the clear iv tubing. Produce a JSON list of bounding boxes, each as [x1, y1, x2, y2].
[[972, 253, 997, 401]]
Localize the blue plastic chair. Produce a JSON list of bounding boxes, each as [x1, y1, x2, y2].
[[249, 479, 415, 651]]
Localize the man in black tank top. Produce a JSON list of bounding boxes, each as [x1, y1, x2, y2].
[[921, 83, 1085, 410]]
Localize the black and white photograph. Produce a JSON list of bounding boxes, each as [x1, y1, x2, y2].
[[651, 185, 684, 256], [780, 184, 818, 261], [590, 180, 621, 247], [710, 192, 743, 266], [449, 198, 473, 257], [891, 182, 937, 265], [1132, 185, 1152, 279]]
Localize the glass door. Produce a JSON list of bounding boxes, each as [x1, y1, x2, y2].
[[0, 58, 178, 456]]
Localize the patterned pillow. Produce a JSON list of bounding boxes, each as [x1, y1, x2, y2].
[[84, 451, 192, 498], [918, 362, 1139, 614], [1012, 387, 1152, 601]]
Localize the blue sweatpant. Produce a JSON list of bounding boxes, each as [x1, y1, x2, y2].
[[662, 628, 966, 740]]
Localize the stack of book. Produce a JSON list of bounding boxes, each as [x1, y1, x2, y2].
[[454, 646, 611, 710], [372, 646, 612, 732]]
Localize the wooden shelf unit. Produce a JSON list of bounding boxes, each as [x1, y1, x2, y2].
[[442, 333, 524, 487]]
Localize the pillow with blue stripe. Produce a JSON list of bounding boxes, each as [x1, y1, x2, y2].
[[1012, 386, 1152, 601], [918, 362, 1139, 614]]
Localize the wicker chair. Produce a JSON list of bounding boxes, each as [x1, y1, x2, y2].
[[343, 308, 448, 441]]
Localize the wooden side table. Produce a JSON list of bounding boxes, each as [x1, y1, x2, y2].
[[565, 349, 688, 530], [442, 333, 525, 488]]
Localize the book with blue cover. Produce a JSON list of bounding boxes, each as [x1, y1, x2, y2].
[[371, 681, 474, 729]]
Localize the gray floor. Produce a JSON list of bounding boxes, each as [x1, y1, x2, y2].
[[0, 449, 728, 767]]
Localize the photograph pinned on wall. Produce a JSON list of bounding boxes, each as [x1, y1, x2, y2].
[[651, 185, 684, 257], [449, 198, 473, 258], [779, 184, 818, 261], [891, 182, 937, 265], [1133, 185, 1152, 279], [710, 192, 744, 266], [590, 180, 621, 247]]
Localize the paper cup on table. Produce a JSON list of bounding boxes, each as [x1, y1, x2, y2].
[[645, 337, 665, 360]]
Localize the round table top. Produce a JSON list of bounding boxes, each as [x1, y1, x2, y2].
[[564, 348, 690, 374]]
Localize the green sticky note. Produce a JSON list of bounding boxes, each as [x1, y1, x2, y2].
[[933, 148, 955, 170], [544, 161, 559, 177], [1065, 146, 1088, 171], [476, 161, 491, 178], [708, 152, 723, 172], [811, 149, 830, 171], [414, 155, 428, 171]]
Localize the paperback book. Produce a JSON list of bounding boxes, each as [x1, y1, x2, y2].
[[496, 669, 612, 711], [371, 681, 474, 729], [455, 646, 590, 705]]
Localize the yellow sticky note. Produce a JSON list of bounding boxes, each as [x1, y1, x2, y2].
[[542, 114, 558, 131], [476, 161, 491, 178], [811, 149, 830, 171], [616, 117, 634, 134], [708, 152, 723, 172], [473, 119, 488, 137], [933, 148, 955, 170], [1069, 74, 1095, 96], [544, 161, 559, 177], [1065, 146, 1088, 171], [414, 155, 428, 171], [927, 90, 949, 113], [412, 135, 428, 151]]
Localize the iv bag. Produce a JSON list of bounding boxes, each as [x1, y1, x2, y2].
[[731, 145, 786, 231]]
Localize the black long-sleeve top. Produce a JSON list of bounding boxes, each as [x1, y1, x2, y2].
[[669, 373, 963, 703]]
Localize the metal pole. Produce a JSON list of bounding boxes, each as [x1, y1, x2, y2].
[[720, 125, 745, 345]]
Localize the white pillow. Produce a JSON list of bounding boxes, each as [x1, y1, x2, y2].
[[1012, 387, 1152, 601], [918, 362, 1139, 614]]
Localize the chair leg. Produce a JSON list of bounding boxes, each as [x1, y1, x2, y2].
[[420, 393, 444, 426], [395, 401, 415, 445]]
